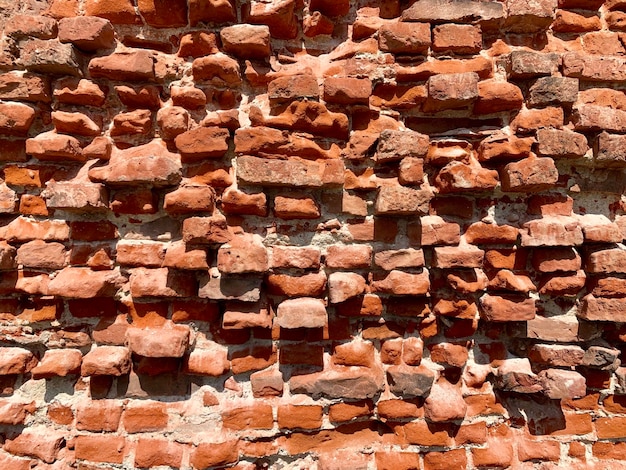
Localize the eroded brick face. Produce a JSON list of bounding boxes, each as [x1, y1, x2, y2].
[[0, 1, 624, 469]]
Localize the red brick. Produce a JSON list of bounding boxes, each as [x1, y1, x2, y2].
[[333, 341, 375, 367], [370, 270, 430, 296], [274, 195, 320, 219], [472, 441, 513, 468], [48, 402, 73, 425], [81, 346, 131, 376], [326, 245, 372, 269], [424, 449, 466, 470], [222, 188, 268, 216], [424, 378, 467, 422], [375, 452, 420, 470], [122, 401, 168, 433], [222, 404, 273, 430], [593, 441, 626, 460], [236, 155, 344, 187], [193, 53, 242, 86], [435, 161, 499, 193], [185, 348, 229, 377], [402, 421, 453, 446], [432, 24, 481, 54], [329, 400, 373, 423], [230, 344, 276, 374], [475, 79, 523, 113], [126, 324, 190, 357], [0, 347, 37, 375], [324, 77, 372, 105], [501, 156, 559, 192], [58, 16, 115, 51], [377, 399, 421, 420], [188, 0, 235, 25], [480, 294, 535, 321], [596, 416, 626, 439], [250, 368, 283, 397], [31, 348, 81, 379], [76, 399, 123, 431], [4, 428, 65, 463], [579, 295, 626, 322], [75, 435, 127, 464], [379, 23, 431, 54], [425, 72, 479, 112], [434, 246, 484, 268], [278, 405, 324, 430], [276, 297, 327, 329], [135, 438, 185, 468], [536, 128, 588, 159], [90, 51, 155, 82], [190, 440, 239, 469]]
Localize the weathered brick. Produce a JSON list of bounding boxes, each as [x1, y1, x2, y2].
[[586, 247, 626, 273], [58, 16, 115, 50], [375, 184, 433, 215], [276, 297, 327, 329], [402, 0, 505, 27], [277, 405, 323, 430], [188, 0, 235, 25], [190, 440, 239, 469], [237, 155, 344, 188], [31, 349, 81, 378], [379, 23, 431, 54], [4, 428, 64, 463], [424, 449, 467, 470], [76, 399, 122, 431], [479, 294, 535, 321], [81, 346, 131, 376], [89, 50, 154, 81], [521, 217, 583, 247], [75, 435, 127, 463], [505, 0, 557, 32], [222, 404, 273, 430], [425, 72, 479, 111], [536, 128, 588, 158]]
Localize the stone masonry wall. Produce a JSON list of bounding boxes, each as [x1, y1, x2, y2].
[[0, 0, 625, 468]]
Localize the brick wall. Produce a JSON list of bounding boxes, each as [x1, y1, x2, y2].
[[0, 0, 625, 468]]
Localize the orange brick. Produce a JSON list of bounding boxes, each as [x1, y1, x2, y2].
[[329, 400, 373, 423], [471, 441, 513, 468], [277, 405, 323, 430], [375, 451, 420, 470], [593, 441, 626, 460], [455, 421, 488, 445], [75, 435, 127, 464], [517, 438, 561, 462], [402, 421, 453, 446], [596, 416, 626, 439], [424, 449, 466, 470], [122, 401, 168, 433], [222, 404, 274, 430]]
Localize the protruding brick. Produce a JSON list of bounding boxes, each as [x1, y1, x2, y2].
[[188, 0, 236, 26], [425, 72, 479, 111], [58, 16, 115, 51], [31, 349, 81, 379], [81, 346, 131, 376], [4, 428, 65, 464], [379, 22, 431, 54], [89, 50, 155, 81], [190, 440, 239, 469], [126, 325, 189, 358], [276, 298, 327, 329], [479, 294, 535, 321]]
